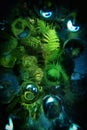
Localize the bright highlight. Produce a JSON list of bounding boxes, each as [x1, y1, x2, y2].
[[67, 20, 80, 32], [40, 10, 53, 18]]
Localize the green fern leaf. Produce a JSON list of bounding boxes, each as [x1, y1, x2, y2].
[[42, 29, 60, 51], [36, 19, 50, 34]]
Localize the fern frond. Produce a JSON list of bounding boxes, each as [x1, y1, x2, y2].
[[20, 36, 41, 49], [42, 29, 60, 52], [36, 19, 51, 34]]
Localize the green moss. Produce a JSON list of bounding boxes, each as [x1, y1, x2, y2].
[[0, 53, 17, 68], [43, 62, 69, 87], [11, 17, 31, 37]]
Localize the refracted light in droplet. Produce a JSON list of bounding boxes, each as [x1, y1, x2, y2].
[[21, 83, 39, 104], [26, 84, 38, 93], [67, 20, 80, 32], [43, 95, 62, 119], [46, 96, 55, 103], [40, 10, 53, 18]]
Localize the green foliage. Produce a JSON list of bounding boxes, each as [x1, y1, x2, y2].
[[43, 62, 69, 87], [36, 19, 51, 35], [0, 33, 18, 55], [0, 13, 73, 125], [40, 27, 61, 63], [43, 50, 60, 63], [42, 29, 60, 51], [48, 62, 69, 82], [11, 18, 29, 37], [20, 35, 41, 50], [16, 18, 61, 64], [0, 53, 17, 68]]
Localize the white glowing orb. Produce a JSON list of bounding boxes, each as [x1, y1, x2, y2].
[[67, 20, 80, 32], [5, 117, 14, 130], [40, 10, 53, 18], [69, 123, 79, 130]]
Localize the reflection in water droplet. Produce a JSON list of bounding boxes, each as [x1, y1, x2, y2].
[[43, 95, 62, 119]]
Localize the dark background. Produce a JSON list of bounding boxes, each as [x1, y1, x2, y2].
[[0, 0, 87, 23]]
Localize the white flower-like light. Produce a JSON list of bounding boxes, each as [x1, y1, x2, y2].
[[5, 117, 14, 130], [69, 123, 80, 130], [40, 10, 53, 18], [67, 20, 80, 32]]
